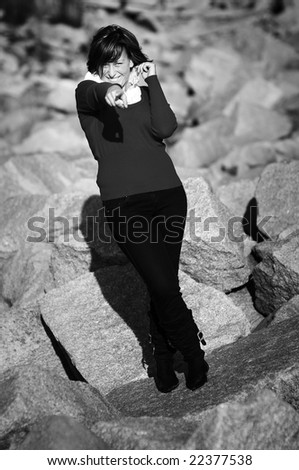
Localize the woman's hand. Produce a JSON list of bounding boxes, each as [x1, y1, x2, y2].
[[137, 62, 156, 80], [105, 84, 128, 109]]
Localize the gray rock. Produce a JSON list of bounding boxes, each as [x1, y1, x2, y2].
[[272, 295, 299, 325], [169, 117, 234, 168], [40, 264, 151, 395], [0, 194, 48, 251], [0, 153, 83, 202], [232, 102, 292, 143], [255, 161, 299, 239], [181, 177, 251, 291], [0, 365, 118, 449], [46, 79, 78, 113], [224, 77, 284, 116], [104, 316, 299, 418], [185, 389, 299, 450], [0, 304, 64, 375], [92, 416, 197, 450], [2, 241, 54, 307], [16, 415, 108, 450], [12, 119, 89, 157], [0, 107, 48, 146], [0, 194, 54, 306], [50, 194, 128, 287], [40, 264, 254, 395], [50, 234, 128, 288], [216, 177, 258, 218], [227, 286, 264, 331], [252, 235, 299, 315], [161, 79, 192, 124], [184, 47, 247, 109], [213, 141, 277, 180], [179, 271, 252, 351], [262, 32, 299, 78]]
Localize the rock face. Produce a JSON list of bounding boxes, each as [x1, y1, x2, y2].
[[92, 417, 198, 450], [255, 161, 299, 239], [181, 177, 251, 292], [40, 264, 253, 396], [272, 295, 299, 324], [40, 264, 151, 395], [169, 117, 233, 168], [16, 415, 108, 450], [104, 316, 299, 419], [0, 365, 118, 449], [185, 389, 299, 450], [179, 271, 252, 351], [232, 102, 292, 143], [252, 234, 299, 315], [0, 304, 64, 375], [12, 120, 89, 156]]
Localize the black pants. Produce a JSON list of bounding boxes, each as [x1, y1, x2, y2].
[[102, 184, 199, 357]]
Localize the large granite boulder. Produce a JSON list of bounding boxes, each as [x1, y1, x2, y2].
[[181, 177, 251, 291], [216, 177, 258, 218], [105, 316, 299, 418], [211, 136, 299, 181], [272, 295, 299, 325], [46, 79, 78, 113], [40, 264, 151, 395], [185, 389, 299, 450], [179, 271, 252, 351], [0, 153, 83, 202], [92, 416, 197, 450], [15, 415, 108, 450], [169, 117, 233, 168], [12, 119, 89, 157], [255, 161, 299, 239], [40, 264, 254, 395], [232, 102, 292, 143], [0, 194, 54, 306], [0, 303, 64, 375], [0, 365, 118, 449], [224, 77, 284, 116], [184, 46, 248, 112], [252, 234, 299, 315]]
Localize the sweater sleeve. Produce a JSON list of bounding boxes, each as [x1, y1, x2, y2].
[[77, 81, 113, 112], [144, 75, 177, 139]]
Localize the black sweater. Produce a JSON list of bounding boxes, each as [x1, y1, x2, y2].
[[75, 75, 182, 200]]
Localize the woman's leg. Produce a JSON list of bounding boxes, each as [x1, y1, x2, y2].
[[103, 186, 208, 390]]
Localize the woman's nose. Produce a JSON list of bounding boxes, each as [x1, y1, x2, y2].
[[107, 63, 116, 76]]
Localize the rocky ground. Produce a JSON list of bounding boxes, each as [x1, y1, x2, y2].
[[0, 0, 299, 450]]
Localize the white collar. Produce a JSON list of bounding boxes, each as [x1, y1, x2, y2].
[[83, 70, 141, 105]]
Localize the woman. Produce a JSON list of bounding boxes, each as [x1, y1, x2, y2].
[[75, 24, 209, 393]]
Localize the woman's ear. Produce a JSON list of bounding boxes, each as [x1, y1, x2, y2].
[[129, 59, 134, 68]]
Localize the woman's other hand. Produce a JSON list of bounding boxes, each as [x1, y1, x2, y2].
[[105, 84, 128, 109], [137, 62, 156, 80]]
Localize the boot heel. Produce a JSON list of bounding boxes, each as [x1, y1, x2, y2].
[[186, 358, 209, 391], [155, 356, 179, 393]]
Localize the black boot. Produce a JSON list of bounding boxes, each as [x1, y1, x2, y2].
[[154, 353, 179, 393], [148, 307, 179, 393], [185, 355, 209, 391], [162, 308, 209, 392]]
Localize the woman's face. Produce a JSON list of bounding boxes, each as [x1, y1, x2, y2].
[[99, 49, 133, 88]]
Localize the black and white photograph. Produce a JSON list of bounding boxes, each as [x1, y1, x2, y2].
[[0, 0, 299, 463]]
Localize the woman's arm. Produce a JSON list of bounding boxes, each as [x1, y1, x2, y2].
[[139, 62, 177, 139], [84, 82, 128, 110]]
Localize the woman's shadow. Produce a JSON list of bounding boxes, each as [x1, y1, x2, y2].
[[79, 194, 155, 378]]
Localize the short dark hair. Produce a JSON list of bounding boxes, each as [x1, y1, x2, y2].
[[87, 24, 151, 74]]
